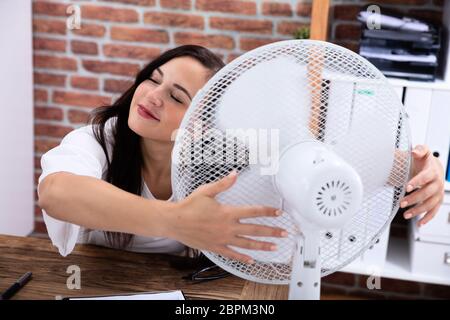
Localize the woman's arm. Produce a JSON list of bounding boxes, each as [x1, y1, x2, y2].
[[38, 171, 287, 264], [38, 172, 171, 238]]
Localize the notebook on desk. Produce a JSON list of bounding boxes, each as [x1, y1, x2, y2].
[[63, 290, 185, 300]]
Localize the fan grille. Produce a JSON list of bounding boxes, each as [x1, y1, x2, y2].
[[171, 40, 411, 284]]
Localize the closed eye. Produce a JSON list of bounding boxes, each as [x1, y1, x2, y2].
[[149, 78, 160, 84], [171, 94, 183, 104]]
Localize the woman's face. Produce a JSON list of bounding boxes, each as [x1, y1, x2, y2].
[[128, 56, 210, 142]]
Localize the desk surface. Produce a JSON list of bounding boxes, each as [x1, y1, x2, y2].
[[0, 235, 355, 300]]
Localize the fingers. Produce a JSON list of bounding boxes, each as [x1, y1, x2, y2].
[[236, 223, 288, 238], [215, 246, 255, 264], [405, 167, 437, 192], [412, 144, 431, 159], [232, 205, 282, 219], [417, 205, 440, 227], [401, 181, 439, 209], [230, 236, 278, 252], [403, 194, 441, 220], [196, 170, 237, 197]]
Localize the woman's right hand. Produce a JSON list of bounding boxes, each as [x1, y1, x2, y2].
[[167, 171, 288, 264]]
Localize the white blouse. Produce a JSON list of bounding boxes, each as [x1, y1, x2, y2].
[[38, 117, 186, 257]]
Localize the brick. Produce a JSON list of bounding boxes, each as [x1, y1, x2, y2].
[[98, 0, 155, 5], [72, 23, 106, 37], [34, 54, 77, 71], [82, 59, 140, 77], [322, 272, 356, 286], [34, 89, 48, 102], [227, 53, 241, 63], [34, 172, 40, 186], [174, 32, 234, 49], [71, 40, 98, 55], [277, 21, 309, 36], [144, 12, 204, 29], [35, 123, 73, 138], [53, 91, 112, 108], [68, 110, 91, 124], [35, 205, 43, 218], [34, 72, 66, 87], [332, 40, 359, 53], [81, 5, 139, 22], [104, 79, 134, 93], [408, 9, 443, 26], [160, 0, 191, 10], [33, 38, 66, 52], [34, 221, 48, 234], [35, 156, 41, 170], [262, 2, 293, 17], [33, 1, 69, 16], [196, 0, 256, 15], [71, 76, 99, 90], [103, 44, 160, 60], [35, 138, 61, 153], [35, 106, 64, 121], [240, 37, 281, 51], [33, 19, 66, 35], [296, 2, 312, 17], [334, 24, 362, 41], [333, 5, 364, 21], [210, 17, 272, 34], [111, 26, 169, 43]]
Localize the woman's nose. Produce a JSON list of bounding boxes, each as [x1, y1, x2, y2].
[[145, 88, 163, 108]]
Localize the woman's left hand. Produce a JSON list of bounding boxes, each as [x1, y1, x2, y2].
[[400, 144, 445, 227]]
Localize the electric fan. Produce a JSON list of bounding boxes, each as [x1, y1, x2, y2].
[[171, 40, 411, 299]]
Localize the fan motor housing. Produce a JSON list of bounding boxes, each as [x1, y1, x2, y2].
[[274, 141, 364, 229]]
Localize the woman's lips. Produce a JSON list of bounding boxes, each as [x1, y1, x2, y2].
[[137, 104, 160, 121]]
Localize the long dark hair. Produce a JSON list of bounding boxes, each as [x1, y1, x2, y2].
[[89, 45, 225, 249]]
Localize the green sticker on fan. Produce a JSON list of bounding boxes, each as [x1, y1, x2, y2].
[[356, 89, 374, 96]]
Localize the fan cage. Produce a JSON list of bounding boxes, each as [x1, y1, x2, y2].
[[171, 40, 412, 284]]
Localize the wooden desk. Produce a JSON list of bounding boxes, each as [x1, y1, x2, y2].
[[0, 235, 355, 300]]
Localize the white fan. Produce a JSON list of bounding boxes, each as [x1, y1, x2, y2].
[[171, 40, 411, 299]]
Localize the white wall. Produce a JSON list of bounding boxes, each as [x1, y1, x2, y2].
[[0, 0, 34, 236]]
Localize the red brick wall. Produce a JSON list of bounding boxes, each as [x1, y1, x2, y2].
[[32, 0, 448, 299]]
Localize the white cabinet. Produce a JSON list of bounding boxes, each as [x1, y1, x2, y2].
[[0, 0, 34, 236]]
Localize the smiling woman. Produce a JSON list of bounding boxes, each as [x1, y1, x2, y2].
[[37, 45, 288, 263]]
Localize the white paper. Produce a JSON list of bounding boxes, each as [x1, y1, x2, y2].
[[358, 12, 430, 32], [360, 48, 437, 63], [69, 290, 185, 300]]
